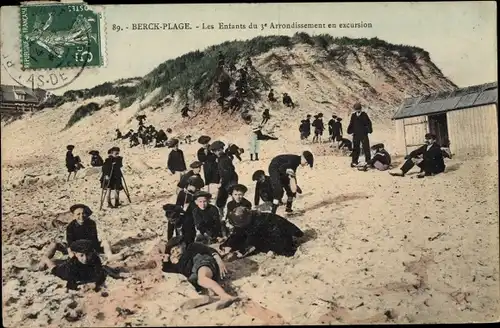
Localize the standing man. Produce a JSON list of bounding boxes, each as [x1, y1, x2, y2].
[[268, 151, 314, 214], [101, 147, 124, 208], [347, 103, 372, 167], [328, 114, 338, 141], [209, 141, 239, 218]]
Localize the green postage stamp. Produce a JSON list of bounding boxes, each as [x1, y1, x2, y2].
[[20, 2, 104, 70]]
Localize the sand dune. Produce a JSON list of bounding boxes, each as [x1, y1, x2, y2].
[[1, 104, 499, 326]]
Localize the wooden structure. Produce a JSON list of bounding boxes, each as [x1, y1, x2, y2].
[[393, 82, 498, 158], [0, 84, 45, 115]]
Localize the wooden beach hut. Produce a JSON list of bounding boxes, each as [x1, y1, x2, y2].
[[392, 82, 498, 158]]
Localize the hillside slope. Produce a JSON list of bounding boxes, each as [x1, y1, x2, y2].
[[2, 34, 457, 165]]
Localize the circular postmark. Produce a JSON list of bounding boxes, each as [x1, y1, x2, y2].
[[2, 47, 86, 92]]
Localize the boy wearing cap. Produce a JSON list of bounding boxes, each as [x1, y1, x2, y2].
[[252, 170, 274, 212], [226, 184, 252, 219], [389, 133, 445, 178], [220, 207, 304, 258], [177, 161, 205, 192], [167, 138, 187, 177], [312, 113, 325, 143], [328, 115, 338, 141], [191, 191, 225, 243], [159, 236, 239, 310], [347, 103, 373, 167], [209, 141, 239, 216], [38, 204, 123, 270], [101, 147, 124, 208], [268, 151, 314, 214], [163, 204, 196, 244], [176, 175, 204, 214], [41, 239, 107, 292], [65, 145, 83, 181], [358, 143, 392, 171], [197, 135, 220, 192]]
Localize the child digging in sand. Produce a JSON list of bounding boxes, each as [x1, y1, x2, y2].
[[160, 236, 240, 310]]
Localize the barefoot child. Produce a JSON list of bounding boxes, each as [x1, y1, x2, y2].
[[160, 236, 239, 310]]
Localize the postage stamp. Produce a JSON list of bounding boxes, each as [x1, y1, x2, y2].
[[20, 2, 104, 70]]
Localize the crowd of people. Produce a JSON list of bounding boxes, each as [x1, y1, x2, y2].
[[297, 102, 450, 177], [55, 56, 455, 313]]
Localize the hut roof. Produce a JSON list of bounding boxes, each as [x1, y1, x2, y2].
[[392, 81, 498, 120]]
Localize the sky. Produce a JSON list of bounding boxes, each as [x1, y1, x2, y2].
[[1, 2, 497, 94]]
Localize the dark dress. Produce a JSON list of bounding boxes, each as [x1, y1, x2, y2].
[[221, 211, 304, 257], [101, 156, 123, 190], [215, 154, 239, 208], [66, 151, 77, 173], [197, 147, 220, 184], [167, 149, 187, 174]]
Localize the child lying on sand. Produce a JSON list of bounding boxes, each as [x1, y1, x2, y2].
[[159, 236, 240, 310]]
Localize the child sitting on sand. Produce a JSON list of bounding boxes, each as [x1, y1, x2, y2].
[[226, 184, 252, 221], [41, 239, 107, 292], [160, 236, 239, 310]]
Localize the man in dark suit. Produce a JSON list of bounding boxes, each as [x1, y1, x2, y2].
[[347, 103, 373, 167], [389, 133, 446, 178]]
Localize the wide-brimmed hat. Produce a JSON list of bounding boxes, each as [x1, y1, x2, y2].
[[187, 175, 205, 189], [227, 206, 253, 228], [198, 135, 211, 145], [371, 143, 385, 150], [162, 204, 184, 217], [193, 190, 212, 200], [303, 151, 314, 168], [425, 133, 436, 140], [209, 140, 225, 152], [69, 204, 92, 216], [110, 146, 120, 153], [228, 184, 248, 194], [67, 145, 75, 151], [252, 170, 265, 181], [317, 113, 323, 118], [69, 239, 95, 254], [88, 150, 100, 155], [353, 103, 362, 110], [336, 117, 342, 122], [167, 138, 179, 148], [165, 236, 185, 253], [189, 161, 202, 169]]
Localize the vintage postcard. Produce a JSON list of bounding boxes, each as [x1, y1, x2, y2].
[[1, 1, 498, 327]]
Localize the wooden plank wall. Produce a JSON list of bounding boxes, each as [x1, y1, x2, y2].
[[447, 104, 498, 157]]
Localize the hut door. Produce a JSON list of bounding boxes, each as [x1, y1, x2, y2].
[[428, 113, 449, 147], [403, 116, 429, 155]]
